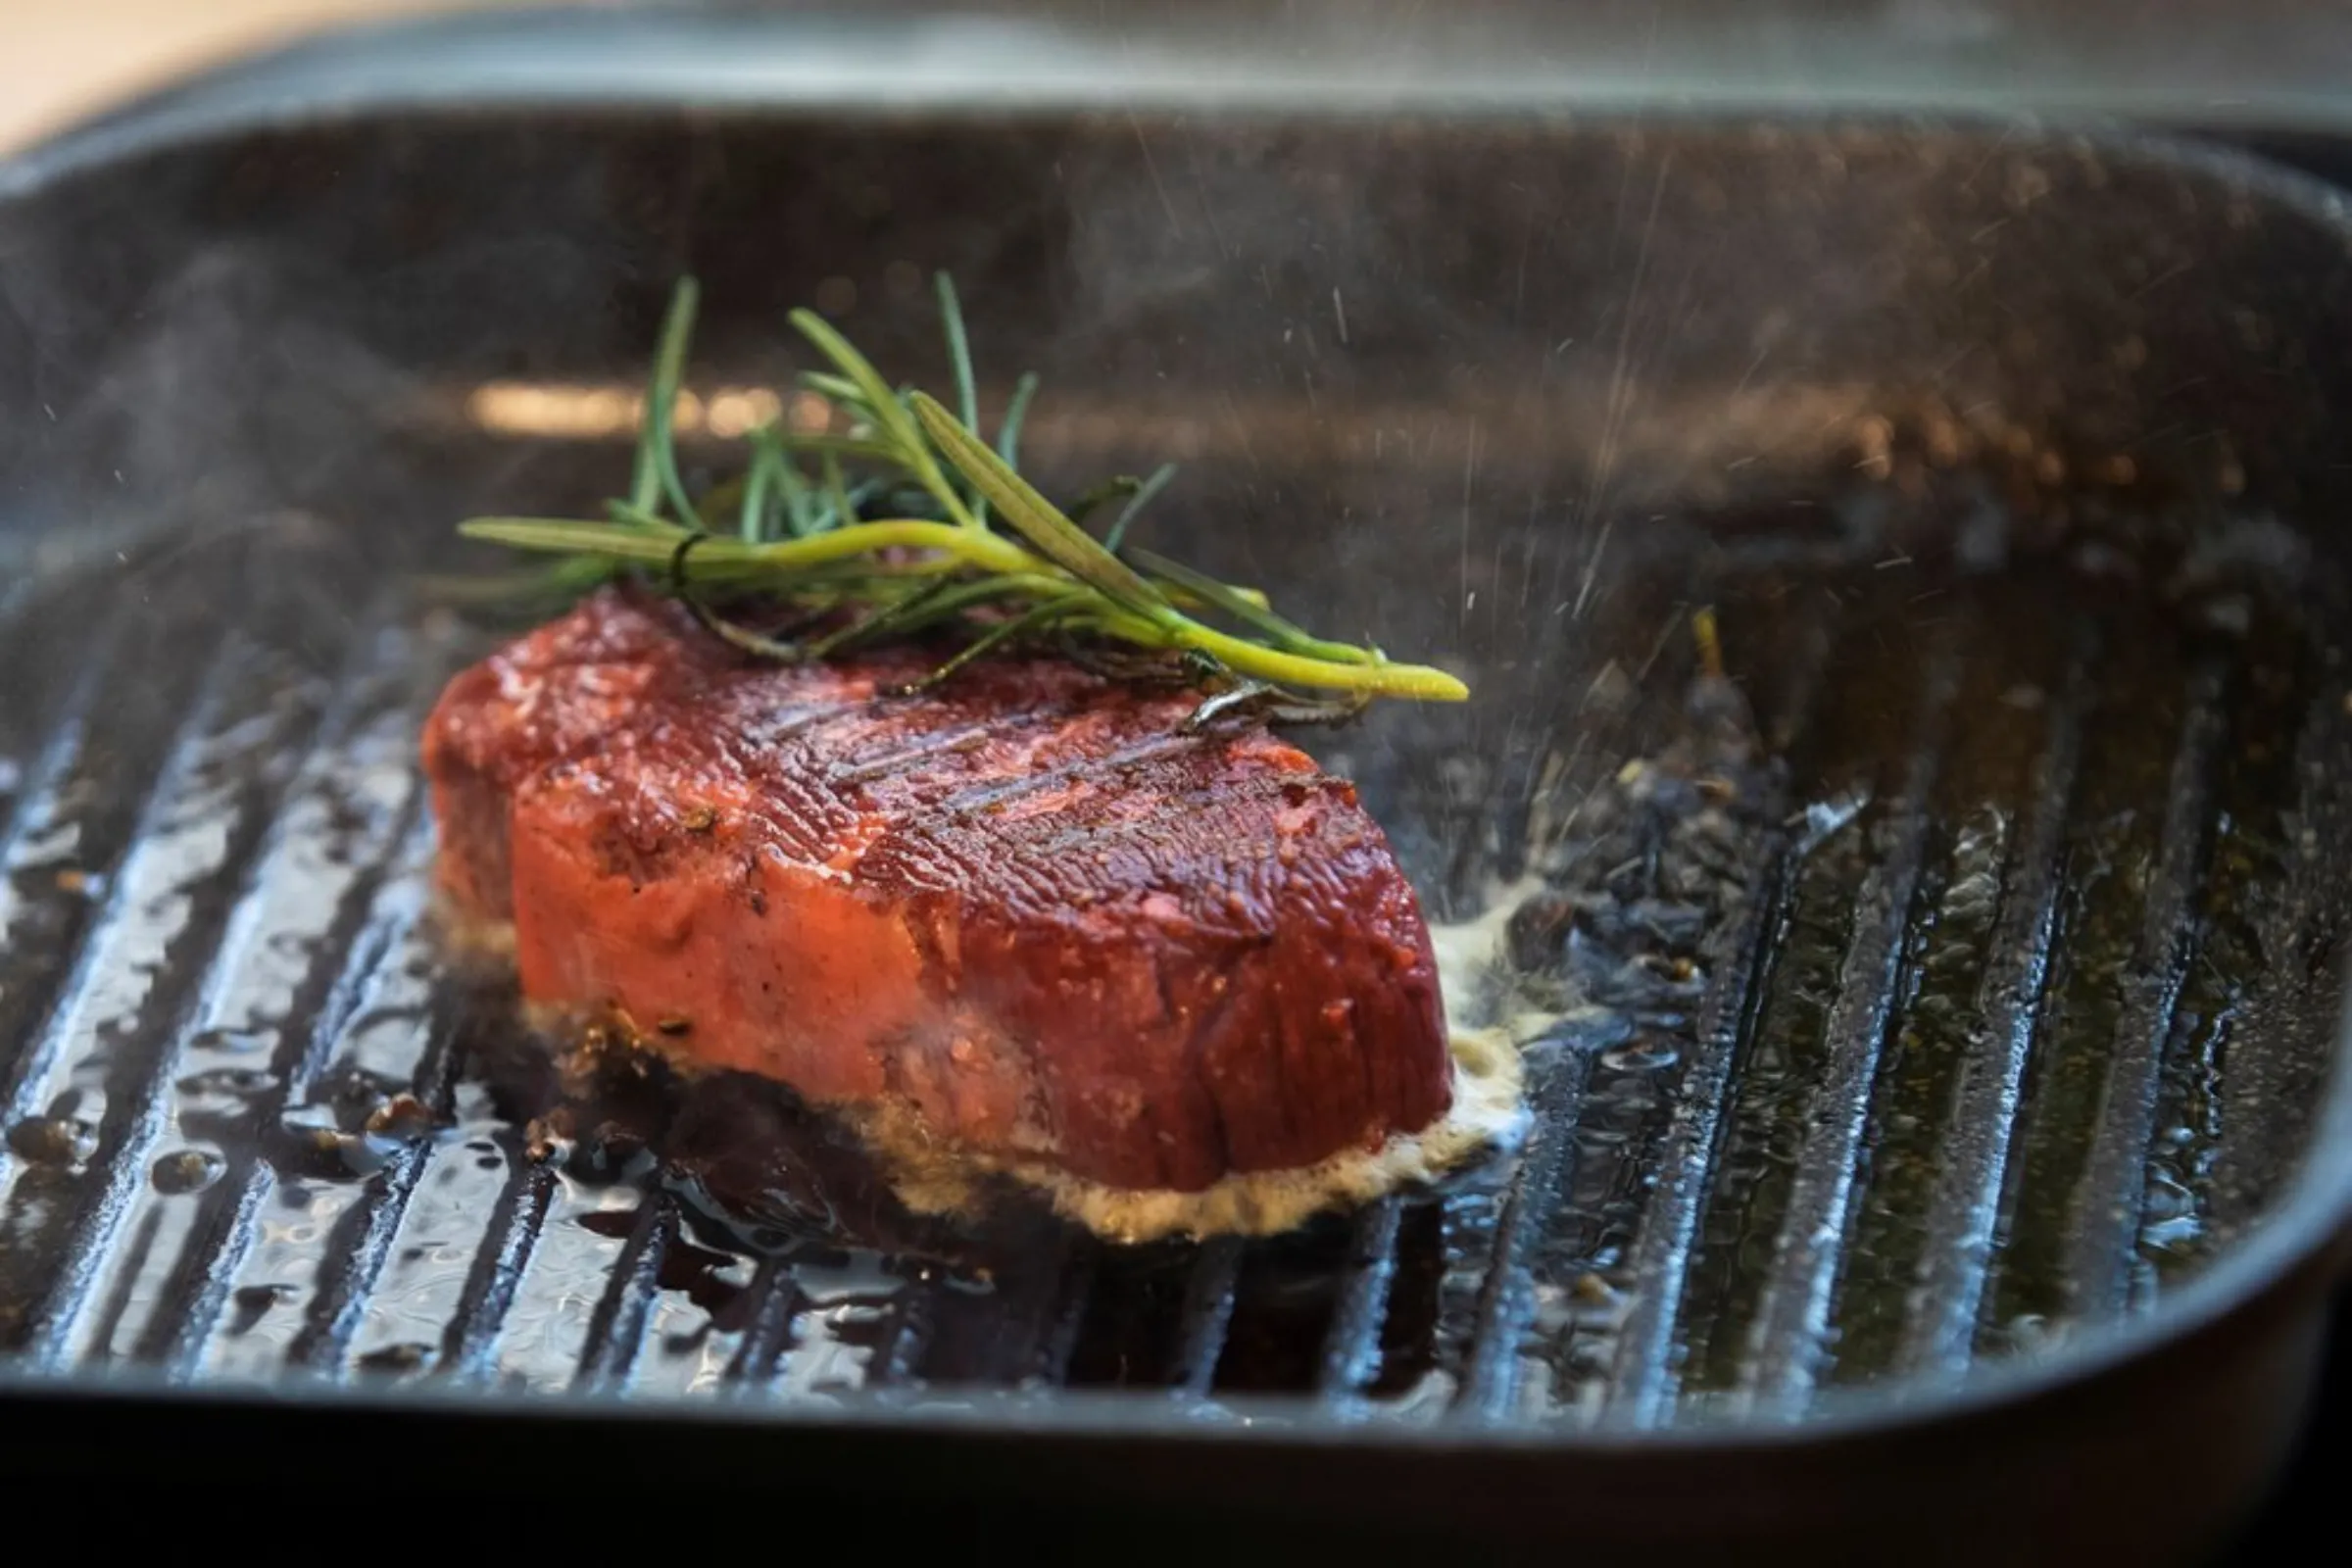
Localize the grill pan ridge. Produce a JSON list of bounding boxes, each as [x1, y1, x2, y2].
[[4, 14, 2352, 1560]]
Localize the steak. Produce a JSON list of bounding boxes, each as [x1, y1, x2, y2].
[[423, 588, 1453, 1195]]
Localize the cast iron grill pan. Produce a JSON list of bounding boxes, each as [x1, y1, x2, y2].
[[2, 74, 2350, 1558], [0, 499, 2335, 1407]]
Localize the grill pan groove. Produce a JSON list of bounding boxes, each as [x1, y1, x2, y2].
[[0, 623, 332, 1359], [51, 614, 426, 1372], [1733, 631, 1954, 1409], [1598, 774, 1798, 1426], [574, 1193, 679, 1391], [1454, 1045, 1593, 1420], [1899, 627, 2089, 1381], [1314, 1193, 1401, 1399], [2056, 655, 2230, 1322]]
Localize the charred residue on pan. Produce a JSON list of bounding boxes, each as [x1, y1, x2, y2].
[[1396, 603, 1796, 1419]]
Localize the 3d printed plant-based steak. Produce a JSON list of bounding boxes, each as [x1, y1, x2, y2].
[[422, 588, 1457, 1207]]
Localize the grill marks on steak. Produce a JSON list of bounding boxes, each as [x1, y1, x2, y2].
[[423, 589, 1452, 1194]]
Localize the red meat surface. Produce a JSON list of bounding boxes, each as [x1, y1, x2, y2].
[[422, 588, 1451, 1192]]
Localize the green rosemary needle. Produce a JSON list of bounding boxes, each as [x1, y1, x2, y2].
[[456, 274, 1469, 707]]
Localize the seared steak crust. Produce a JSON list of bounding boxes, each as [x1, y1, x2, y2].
[[423, 588, 1451, 1192]]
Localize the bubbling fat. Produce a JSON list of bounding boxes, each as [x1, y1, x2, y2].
[[454, 881, 1552, 1245], [827, 880, 1551, 1244], [872, 1021, 1526, 1245]]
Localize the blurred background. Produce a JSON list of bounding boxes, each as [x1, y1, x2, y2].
[[2, 0, 556, 152], [12, 1, 2352, 158]]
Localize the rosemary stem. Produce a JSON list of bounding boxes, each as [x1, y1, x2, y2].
[[462, 515, 1039, 577], [740, 518, 1038, 576], [997, 371, 1041, 466], [934, 270, 986, 524], [1176, 623, 1467, 700], [1086, 607, 1465, 701]]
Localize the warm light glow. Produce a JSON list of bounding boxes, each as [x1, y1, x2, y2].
[[465, 382, 786, 441], [706, 389, 783, 438], [788, 390, 834, 434]]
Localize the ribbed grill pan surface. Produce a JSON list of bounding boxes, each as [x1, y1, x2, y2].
[[0, 472, 2338, 1421], [1, 60, 2350, 1526]]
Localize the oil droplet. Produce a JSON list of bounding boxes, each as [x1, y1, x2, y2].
[[189, 1027, 272, 1055], [174, 1066, 279, 1112], [6, 1115, 97, 1166], [226, 1284, 292, 1336], [356, 1343, 435, 1377], [364, 1093, 435, 1141], [151, 1148, 226, 1194]]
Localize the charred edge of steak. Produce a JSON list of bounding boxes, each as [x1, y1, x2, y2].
[[1504, 672, 1785, 1025]]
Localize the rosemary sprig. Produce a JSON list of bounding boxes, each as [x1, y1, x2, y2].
[[457, 274, 1468, 707]]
